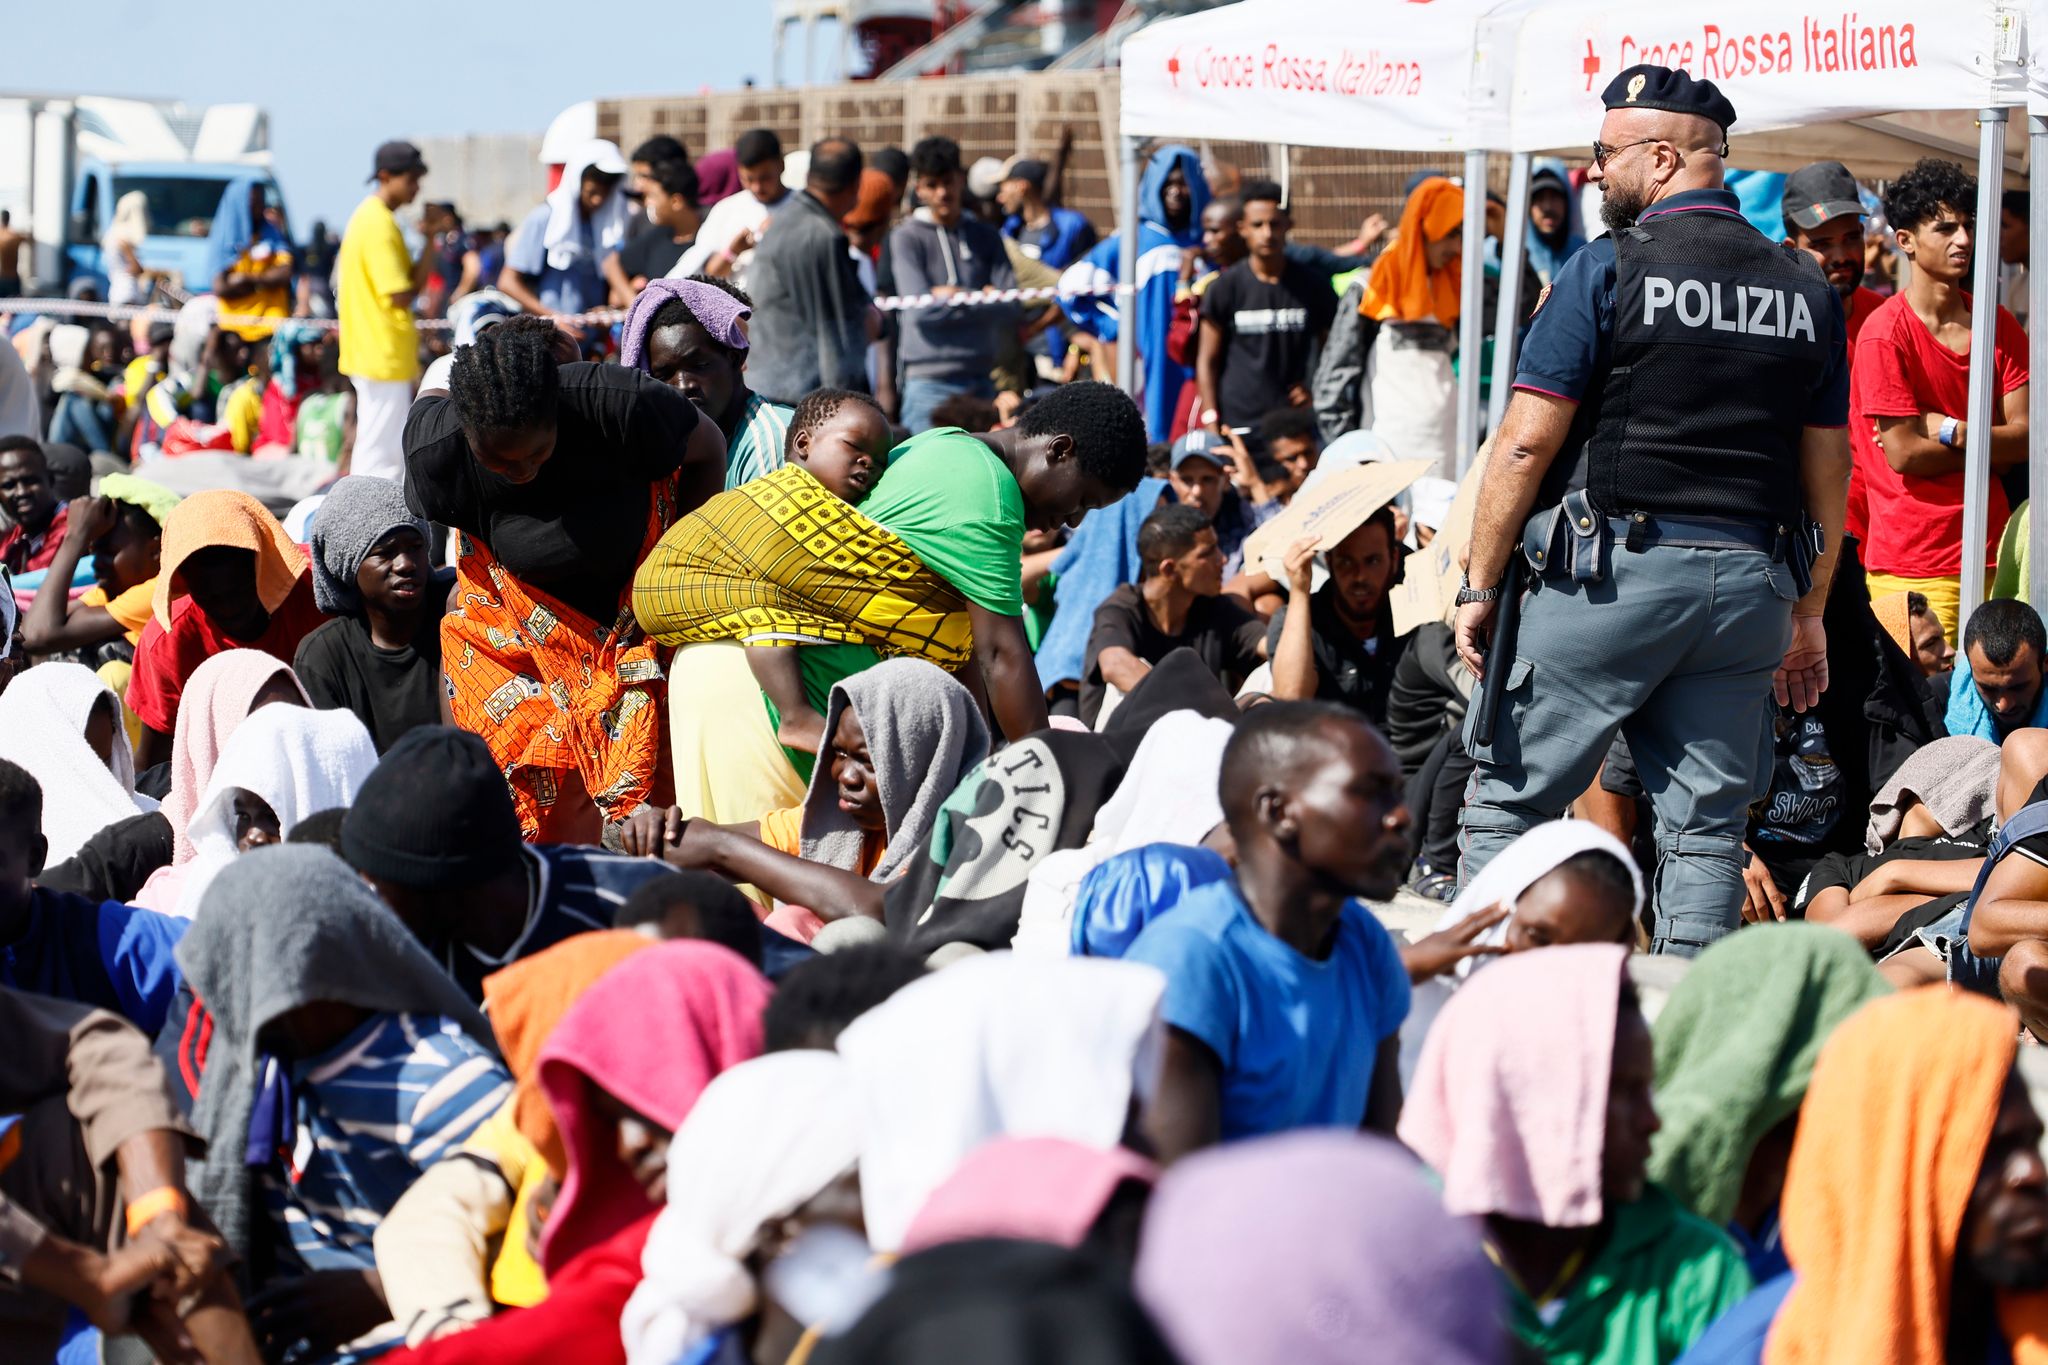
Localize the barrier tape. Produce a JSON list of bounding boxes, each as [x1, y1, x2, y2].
[[0, 281, 1137, 332]]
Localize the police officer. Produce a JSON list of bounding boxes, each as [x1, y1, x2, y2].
[[1452, 65, 1851, 956]]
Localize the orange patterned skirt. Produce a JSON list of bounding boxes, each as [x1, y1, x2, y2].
[[442, 483, 676, 840]]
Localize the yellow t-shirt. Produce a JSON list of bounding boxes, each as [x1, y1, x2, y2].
[[221, 380, 263, 454], [337, 195, 419, 382], [80, 579, 155, 645], [220, 239, 293, 341]]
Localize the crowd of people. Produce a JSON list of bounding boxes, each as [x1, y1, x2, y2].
[[0, 82, 2044, 1363]]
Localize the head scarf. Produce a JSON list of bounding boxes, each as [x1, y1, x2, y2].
[[835, 951, 1167, 1252], [620, 278, 752, 373], [265, 320, 324, 400], [107, 190, 151, 249], [1766, 989, 2048, 1363], [621, 1052, 863, 1365], [1399, 942, 1632, 1228], [169, 296, 217, 379], [98, 471, 181, 529], [800, 659, 990, 883], [1136, 1132, 1506, 1365], [176, 843, 493, 1263], [154, 648, 309, 865], [810, 1238, 1179, 1365], [694, 149, 740, 208], [843, 168, 899, 233], [482, 929, 657, 1171], [1870, 591, 1915, 658], [1649, 923, 1889, 1227], [1436, 819, 1643, 976], [535, 940, 772, 1275], [173, 704, 380, 919], [900, 1138, 1157, 1255], [1361, 176, 1465, 326], [1864, 734, 2001, 854], [307, 475, 428, 614], [542, 139, 632, 272], [48, 326, 100, 401], [0, 661, 144, 864], [202, 173, 284, 285], [152, 489, 309, 629]]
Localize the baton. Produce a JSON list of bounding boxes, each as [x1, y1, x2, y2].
[[1471, 555, 1523, 749]]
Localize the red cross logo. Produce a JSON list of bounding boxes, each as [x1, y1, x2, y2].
[[1582, 39, 1602, 92], [1168, 48, 1182, 87]]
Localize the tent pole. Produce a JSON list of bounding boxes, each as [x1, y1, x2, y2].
[[2031, 114, 2048, 606], [1455, 148, 1488, 476], [1960, 107, 2007, 621], [1488, 152, 1532, 434], [1116, 134, 1140, 399]]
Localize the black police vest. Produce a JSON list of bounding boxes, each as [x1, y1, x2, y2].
[[1542, 208, 1836, 526]]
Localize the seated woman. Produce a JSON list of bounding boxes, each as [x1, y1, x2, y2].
[[1797, 734, 1999, 951], [620, 276, 793, 489], [176, 845, 511, 1364], [256, 322, 330, 454], [618, 658, 989, 939], [636, 380, 1148, 821], [415, 1051, 862, 1365], [295, 476, 444, 753], [530, 940, 772, 1276], [127, 489, 327, 768], [404, 315, 726, 841], [375, 931, 656, 1341], [19, 474, 180, 661], [1400, 944, 1753, 1364], [46, 323, 117, 453], [169, 700, 380, 919], [1647, 923, 1888, 1283], [0, 661, 151, 865]]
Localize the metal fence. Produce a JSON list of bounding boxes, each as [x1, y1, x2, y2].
[[599, 72, 1481, 247]]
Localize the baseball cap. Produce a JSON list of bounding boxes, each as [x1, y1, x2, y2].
[[967, 157, 1007, 201], [1782, 162, 1866, 232], [369, 140, 428, 181], [1004, 158, 1049, 191], [1170, 430, 1228, 472]]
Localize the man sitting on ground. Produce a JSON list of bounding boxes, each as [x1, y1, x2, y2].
[[0, 437, 67, 576], [1128, 702, 1413, 1160], [1081, 504, 1269, 727], [1165, 429, 1276, 581], [1267, 508, 1408, 725], [1258, 407, 1321, 503], [1947, 598, 2048, 741]]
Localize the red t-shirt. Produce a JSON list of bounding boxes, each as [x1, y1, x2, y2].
[[0, 501, 69, 576], [1849, 292, 2028, 578], [1841, 287, 1888, 542], [125, 569, 328, 735]]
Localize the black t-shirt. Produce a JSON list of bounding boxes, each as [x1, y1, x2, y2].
[[1799, 831, 1988, 906], [293, 596, 448, 754], [1080, 583, 1269, 727], [1265, 585, 1407, 724], [1199, 258, 1338, 427], [2012, 777, 2048, 867], [404, 363, 698, 622], [38, 811, 173, 904], [617, 229, 693, 283]]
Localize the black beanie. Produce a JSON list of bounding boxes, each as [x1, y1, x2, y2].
[[340, 726, 523, 890]]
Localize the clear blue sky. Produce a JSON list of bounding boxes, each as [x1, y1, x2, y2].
[[7, 0, 775, 229]]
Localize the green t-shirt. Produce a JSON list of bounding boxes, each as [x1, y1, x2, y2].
[[855, 427, 1026, 618], [1501, 1185, 1752, 1365]]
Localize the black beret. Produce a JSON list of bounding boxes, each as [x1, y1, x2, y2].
[[1601, 64, 1738, 134]]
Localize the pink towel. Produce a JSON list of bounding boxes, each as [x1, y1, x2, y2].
[[900, 1137, 1159, 1254], [1398, 943, 1630, 1229], [535, 940, 772, 1276], [157, 649, 310, 864]]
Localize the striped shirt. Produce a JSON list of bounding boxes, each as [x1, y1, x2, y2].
[[725, 391, 795, 489], [440, 844, 678, 1001], [262, 1012, 509, 1359]]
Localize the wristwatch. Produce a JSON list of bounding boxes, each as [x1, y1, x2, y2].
[[1455, 576, 1500, 607]]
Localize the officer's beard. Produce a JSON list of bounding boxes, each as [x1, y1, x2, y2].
[[1599, 181, 1650, 235]]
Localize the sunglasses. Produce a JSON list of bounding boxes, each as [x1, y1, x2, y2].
[[1590, 136, 1731, 170]]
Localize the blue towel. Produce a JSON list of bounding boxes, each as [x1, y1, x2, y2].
[[1033, 478, 1167, 689], [1946, 654, 2048, 741]]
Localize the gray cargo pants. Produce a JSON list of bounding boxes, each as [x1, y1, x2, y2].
[[1459, 542, 1798, 955]]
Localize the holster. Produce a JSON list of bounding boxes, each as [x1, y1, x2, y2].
[[1523, 489, 1609, 584]]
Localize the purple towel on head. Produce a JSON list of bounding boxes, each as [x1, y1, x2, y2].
[[620, 278, 751, 370]]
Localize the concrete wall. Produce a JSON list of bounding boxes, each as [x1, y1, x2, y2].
[[409, 133, 547, 230]]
